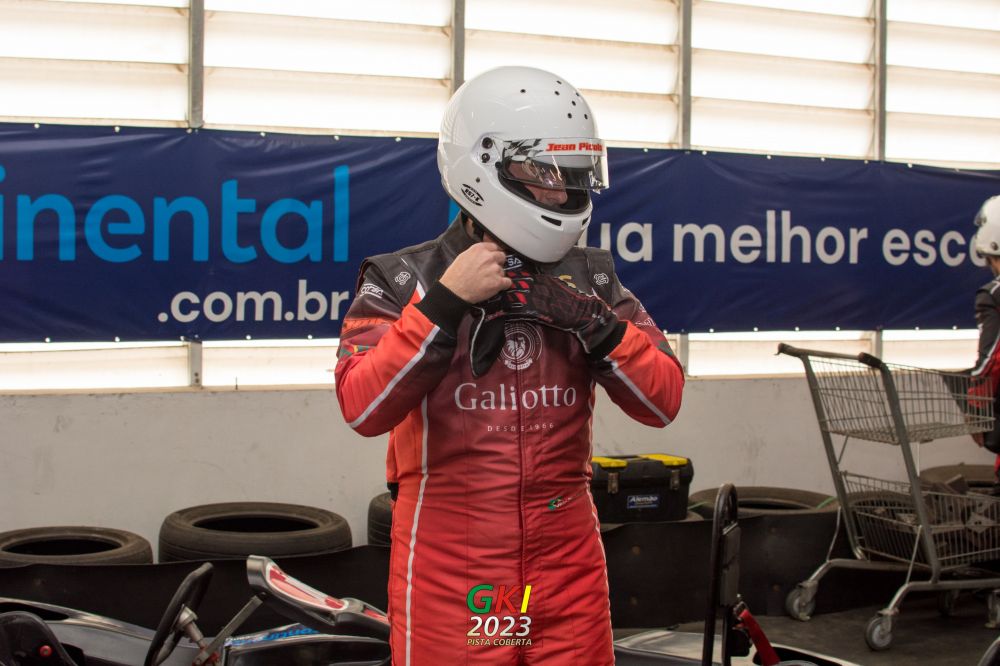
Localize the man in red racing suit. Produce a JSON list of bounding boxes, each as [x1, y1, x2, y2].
[[337, 65, 685, 665], [335, 217, 683, 664]]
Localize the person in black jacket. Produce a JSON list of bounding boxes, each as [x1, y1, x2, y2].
[[970, 195, 1000, 469]]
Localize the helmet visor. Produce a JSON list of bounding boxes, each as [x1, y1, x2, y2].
[[500, 138, 609, 192]]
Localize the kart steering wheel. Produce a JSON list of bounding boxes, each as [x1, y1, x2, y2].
[[144, 562, 214, 666]]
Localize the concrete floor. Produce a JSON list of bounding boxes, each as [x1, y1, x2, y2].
[[755, 596, 996, 666], [669, 592, 1000, 666]]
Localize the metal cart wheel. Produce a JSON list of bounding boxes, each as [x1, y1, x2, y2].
[[865, 615, 893, 651], [784, 587, 815, 621], [938, 589, 960, 617]]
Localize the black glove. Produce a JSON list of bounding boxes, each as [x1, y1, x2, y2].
[[502, 271, 625, 356], [467, 259, 533, 377], [469, 294, 506, 378]]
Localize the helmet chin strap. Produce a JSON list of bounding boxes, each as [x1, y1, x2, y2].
[[465, 215, 487, 242]]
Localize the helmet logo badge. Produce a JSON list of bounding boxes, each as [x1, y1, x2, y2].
[[461, 184, 484, 207]]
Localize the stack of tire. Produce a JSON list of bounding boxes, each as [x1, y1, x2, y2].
[[688, 485, 841, 616], [919, 463, 995, 493], [158, 502, 352, 562], [0, 502, 354, 566], [687, 486, 838, 519], [367, 493, 393, 547], [0, 526, 153, 567], [598, 510, 702, 534]]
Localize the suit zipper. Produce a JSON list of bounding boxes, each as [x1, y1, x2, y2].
[[515, 353, 527, 637]]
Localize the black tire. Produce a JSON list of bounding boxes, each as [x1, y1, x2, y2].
[[920, 464, 995, 493], [158, 502, 352, 562], [599, 511, 702, 533], [845, 488, 918, 557], [0, 526, 153, 567], [688, 486, 838, 519], [367, 493, 393, 547]]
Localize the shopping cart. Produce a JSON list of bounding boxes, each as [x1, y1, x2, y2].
[[777, 343, 1000, 651]]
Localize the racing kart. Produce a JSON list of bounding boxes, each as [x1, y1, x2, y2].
[[0, 486, 875, 665], [0, 555, 391, 666]]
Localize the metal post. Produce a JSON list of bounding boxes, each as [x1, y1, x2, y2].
[[188, 0, 205, 129], [871, 329, 884, 359], [678, 0, 693, 148], [187, 338, 203, 387], [450, 0, 466, 93], [873, 0, 887, 161], [676, 332, 690, 374]]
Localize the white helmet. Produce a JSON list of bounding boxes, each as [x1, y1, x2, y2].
[[438, 66, 609, 263], [974, 195, 1000, 257]]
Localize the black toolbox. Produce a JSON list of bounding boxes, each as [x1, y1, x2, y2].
[[590, 454, 694, 522]]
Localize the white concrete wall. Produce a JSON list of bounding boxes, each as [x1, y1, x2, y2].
[[2, 376, 993, 556]]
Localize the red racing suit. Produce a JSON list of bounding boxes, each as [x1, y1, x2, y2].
[[335, 220, 684, 665]]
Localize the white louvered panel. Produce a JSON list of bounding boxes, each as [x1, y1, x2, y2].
[[205, 12, 450, 79], [0, 0, 187, 63], [466, 0, 678, 45], [465, 30, 677, 95], [0, 343, 189, 391], [888, 21, 1000, 76], [692, 98, 873, 158], [888, 0, 1000, 32], [694, 50, 873, 110], [886, 112, 1000, 168], [583, 90, 677, 145], [693, 1, 874, 64], [888, 67, 1000, 120], [0, 57, 187, 122], [51, 0, 185, 6], [204, 0, 451, 26], [203, 69, 448, 134], [704, 0, 871, 18], [202, 341, 339, 388]]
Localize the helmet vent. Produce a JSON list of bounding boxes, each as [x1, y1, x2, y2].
[[540, 215, 563, 227]]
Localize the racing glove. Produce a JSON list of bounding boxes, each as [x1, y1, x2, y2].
[[467, 259, 533, 377], [503, 271, 626, 358]]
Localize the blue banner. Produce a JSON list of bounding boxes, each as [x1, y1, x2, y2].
[[1, 123, 998, 341]]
